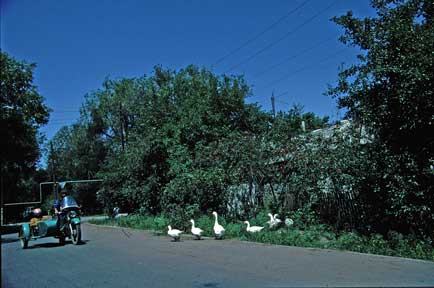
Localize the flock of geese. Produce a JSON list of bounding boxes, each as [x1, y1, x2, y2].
[[167, 211, 294, 241]]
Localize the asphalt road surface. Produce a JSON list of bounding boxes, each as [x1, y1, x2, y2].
[[2, 223, 434, 288]]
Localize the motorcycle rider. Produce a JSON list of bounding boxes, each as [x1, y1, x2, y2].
[[53, 189, 68, 232]]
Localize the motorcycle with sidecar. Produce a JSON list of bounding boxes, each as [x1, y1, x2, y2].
[[18, 196, 82, 248]]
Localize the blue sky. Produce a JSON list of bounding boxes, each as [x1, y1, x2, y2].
[[1, 0, 375, 141]]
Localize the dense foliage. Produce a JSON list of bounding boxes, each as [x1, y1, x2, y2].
[[47, 65, 328, 222], [0, 52, 50, 205], [327, 0, 434, 238]]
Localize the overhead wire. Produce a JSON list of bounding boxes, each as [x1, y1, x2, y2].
[[252, 36, 334, 78], [43, 123, 74, 127], [47, 2, 344, 132], [277, 90, 289, 98], [224, 0, 340, 74], [48, 118, 78, 121], [275, 90, 294, 108], [275, 98, 291, 106], [274, 91, 292, 107], [262, 47, 347, 89], [50, 110, 80, 113], [212, 0, 311, 66]]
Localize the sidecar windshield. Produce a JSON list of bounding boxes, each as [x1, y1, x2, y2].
[[61, 196, 79, 209]]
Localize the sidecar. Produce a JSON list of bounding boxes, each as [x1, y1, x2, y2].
[[18, 196, 82, 249], [18, 218, 58, 249]]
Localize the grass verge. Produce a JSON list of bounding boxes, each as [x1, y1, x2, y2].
[[89, 214, 434, 261]]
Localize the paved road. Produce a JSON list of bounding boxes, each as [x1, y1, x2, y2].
[[2, 224, 434, 288]]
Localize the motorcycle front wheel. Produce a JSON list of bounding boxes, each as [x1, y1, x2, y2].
[[70, 224, 81, 245]]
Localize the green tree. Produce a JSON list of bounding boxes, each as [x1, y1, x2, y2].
[[45, 64, 331, 223], [47, 122, 107, 181], [270, 104, 329, 143], [0, 52, 50, 203], [327, 0, 434, 237], [46, 118, 107, 213], [86, 65, 269, 218]]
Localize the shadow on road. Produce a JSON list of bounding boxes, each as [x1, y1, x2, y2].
[[77, 240, 90, 245], [29, 242, 61, 249], [197, 282, 220, 288], [27, 240, 89, 249]]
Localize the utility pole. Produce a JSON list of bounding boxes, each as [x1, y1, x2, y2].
[[271, 91, 276, 118], [119, 102, 125, 151], [1, 172, 4, 225], [50, 142, 57, 198]]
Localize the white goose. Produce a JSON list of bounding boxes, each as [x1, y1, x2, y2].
[[267, 213, 277, 228], [167, 225, 183, 241], [273, 214, 282, 226], [190, 219, 203, 240], [212, 211, 225, 239], [244, 221, 264, 233]]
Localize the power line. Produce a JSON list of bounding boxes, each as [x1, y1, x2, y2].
[[263, 47, 347, 89], [277, 90, 289, 98], [45, 122, 74, 124], [43, 123, 73, 127], [51, 110, 80, 113], [252, 36, 334, 78], [275, 98, 291, 106], [212, 0, 311, 66], [224, 0, 340, 74], [49, 106, 81, 110], [49, 117, 78, 120], [45, 119, 78, 124], [274, 91, 292, 106]]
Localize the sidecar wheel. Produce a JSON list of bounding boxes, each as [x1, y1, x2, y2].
[[20, 238, 29, 249], [71, 224, 81, 245], [19, 226, 29, 249]]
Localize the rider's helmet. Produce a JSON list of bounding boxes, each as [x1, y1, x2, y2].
[[32, 208, 42, 217], [60, 190, 68, 197]]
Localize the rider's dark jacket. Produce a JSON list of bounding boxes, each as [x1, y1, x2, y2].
[[52, 199, 62, 211], [52, 198, 66, 230]]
